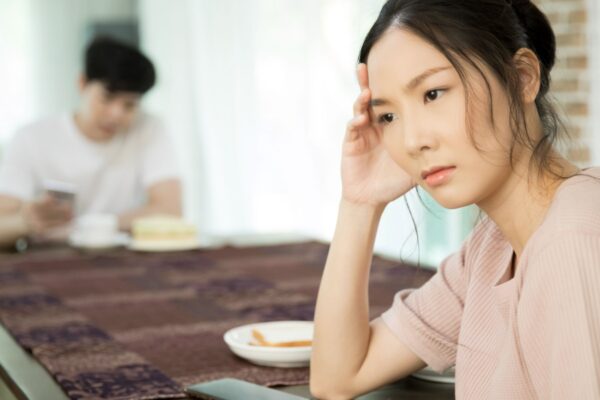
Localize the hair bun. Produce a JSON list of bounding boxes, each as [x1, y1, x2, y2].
[[509, 0, 556, 72]]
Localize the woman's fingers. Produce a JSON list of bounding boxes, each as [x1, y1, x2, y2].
[[353, 88, 371, 117], [348, 114, 368, 130], [346, 113, 371, 142], [353, 64, 372, 120], [346, 64, 375, 143], [357, 63, 369, 90]]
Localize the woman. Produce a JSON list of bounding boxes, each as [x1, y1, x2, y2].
[[310, 0, 600, 399]]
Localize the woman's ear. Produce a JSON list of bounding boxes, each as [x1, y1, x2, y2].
[[513, 48, 541, 104]]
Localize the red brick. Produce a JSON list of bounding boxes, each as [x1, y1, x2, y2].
[[567, 146, 590, 163], [551, 78, 579, 92], [564, 102, 588, 116], [566, 56, 588, 69], [568, 10, 587, 24], [556, 32, 585, 47]]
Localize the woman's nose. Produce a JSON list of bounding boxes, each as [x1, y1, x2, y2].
[[402, 113, 438, 156]]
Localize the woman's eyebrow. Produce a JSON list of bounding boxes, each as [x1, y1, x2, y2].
[[369, 98, 389, 107], [406, 66, 452, 91], [369, 66, 452, 108]]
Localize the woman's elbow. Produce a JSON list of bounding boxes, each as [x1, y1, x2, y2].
[[309, 375, 356, 400], [309, 385, 351, 400]]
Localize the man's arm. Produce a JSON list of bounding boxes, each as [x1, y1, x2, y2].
[[0, 195, 28, 248], [118, 178, 182, 231], [0, 194, 75, 248]]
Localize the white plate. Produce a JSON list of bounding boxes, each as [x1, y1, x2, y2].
[[128, 239, 201, 252], [224, 321, 313, 368], [411, 366, 455, 384], [69, 232, 130, 250]]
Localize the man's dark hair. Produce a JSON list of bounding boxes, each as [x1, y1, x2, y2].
[[84, 36, 156, 94]]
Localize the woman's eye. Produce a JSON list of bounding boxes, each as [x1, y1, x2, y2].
[[424, 89, 444, 103], [378, 113, 395, 125]]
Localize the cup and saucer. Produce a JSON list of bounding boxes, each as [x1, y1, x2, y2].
[[68, 214, 130, 250]]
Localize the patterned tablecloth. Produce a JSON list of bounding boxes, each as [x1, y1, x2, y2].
[[0, 241, 433, 400]]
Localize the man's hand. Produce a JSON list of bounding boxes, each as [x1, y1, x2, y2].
[[22, 194, 73, 235], [118, 178, 182, 231]]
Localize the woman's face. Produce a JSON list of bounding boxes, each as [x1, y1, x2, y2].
[[367, 28, 518, 209]]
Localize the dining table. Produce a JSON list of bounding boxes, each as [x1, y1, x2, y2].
[[0, 239, 455, 400]]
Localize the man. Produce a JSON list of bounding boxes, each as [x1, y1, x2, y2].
[[0, 37, 182, 248]]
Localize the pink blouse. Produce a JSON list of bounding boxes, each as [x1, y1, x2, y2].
[[381, 168, 600, 399]]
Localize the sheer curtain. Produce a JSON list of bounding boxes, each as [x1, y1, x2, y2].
[[0, 1, 37, 145], [138, 0, 471, 266], [0, 0, 137, 143]]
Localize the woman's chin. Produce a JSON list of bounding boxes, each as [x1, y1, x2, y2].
[[425, 188, 475, 209]]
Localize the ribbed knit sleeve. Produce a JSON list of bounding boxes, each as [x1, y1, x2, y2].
[[381, 245, 468, 372], [519, 232, 600, 400]]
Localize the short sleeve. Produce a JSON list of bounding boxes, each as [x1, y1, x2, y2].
[[139, 117, 180, 188], [0, 132, 37, 201], [380, 243, 468, 372], [520, 233, 600, 400]]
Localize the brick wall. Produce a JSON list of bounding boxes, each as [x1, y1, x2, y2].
[[535, 0, 590, 164]]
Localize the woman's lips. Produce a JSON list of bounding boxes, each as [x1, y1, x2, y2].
[[423, 166, 456, 187]]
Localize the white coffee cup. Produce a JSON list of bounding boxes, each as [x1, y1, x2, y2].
[[73, 214, 118, 247]]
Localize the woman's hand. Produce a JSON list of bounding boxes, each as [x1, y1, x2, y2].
[[341, 63, 415, 207]]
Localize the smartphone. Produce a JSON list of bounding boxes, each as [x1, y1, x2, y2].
[[43, 180, 76, 204], [186, 378, 306, 400]]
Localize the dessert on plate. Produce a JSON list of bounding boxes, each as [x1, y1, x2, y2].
[[131, 215, 198, 250]]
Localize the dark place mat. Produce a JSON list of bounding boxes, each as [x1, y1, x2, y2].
[[0, 241, 433, 400]]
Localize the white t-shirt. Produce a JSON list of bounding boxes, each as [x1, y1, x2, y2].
[[0, 112, 179, 215]]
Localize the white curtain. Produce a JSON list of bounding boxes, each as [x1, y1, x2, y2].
[[0, 1, 38, 145], [138, 0, 474, 266], [139, 0, 384, 236], [0, 0, 137, 144]]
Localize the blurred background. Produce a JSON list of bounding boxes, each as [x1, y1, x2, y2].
[[0, 0, 596, 267]]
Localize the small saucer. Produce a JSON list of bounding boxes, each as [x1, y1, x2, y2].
[[68, 232, 130, 250], [224, 321, 313, 368], [411, 366, 455, 384]]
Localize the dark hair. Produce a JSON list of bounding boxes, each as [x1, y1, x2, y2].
[[359, 0, 565, 179], [84, 36, 156, 94]]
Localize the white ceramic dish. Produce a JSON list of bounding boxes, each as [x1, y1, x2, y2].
[[128, 239, 201, 252], [69, 232, 130, 250], [411, 366, 456, 384], [224, 321, 313, 368]]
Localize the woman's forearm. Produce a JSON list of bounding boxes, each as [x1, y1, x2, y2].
[[311, 199, 385, 395]]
